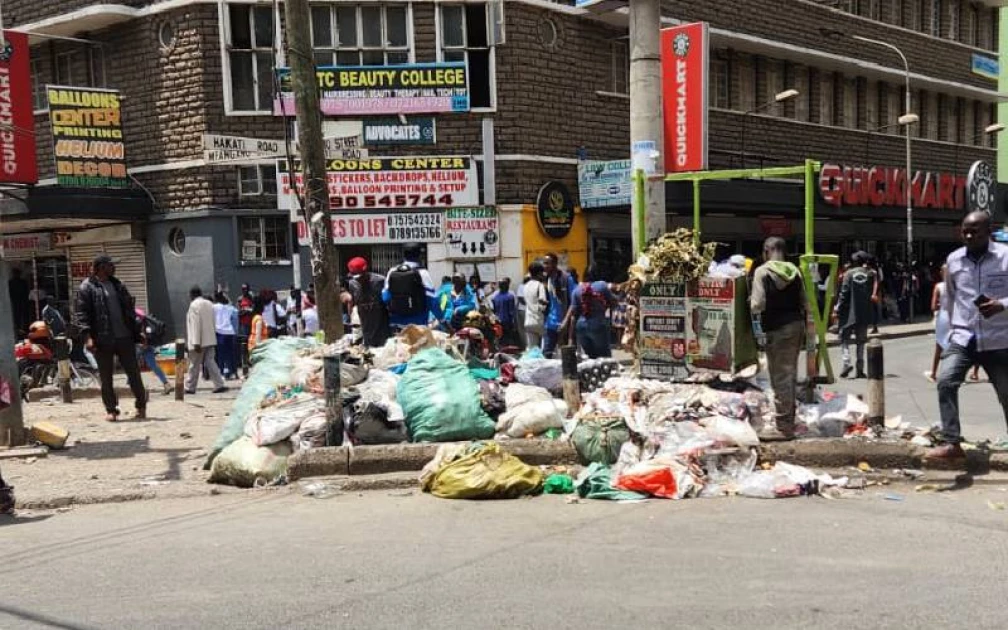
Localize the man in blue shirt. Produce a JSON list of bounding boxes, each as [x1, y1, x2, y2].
[[930, 211, 1008, 460], [542, 252, 577, 358], [491, 277, 519, 346], [381, 243, 437, 329]]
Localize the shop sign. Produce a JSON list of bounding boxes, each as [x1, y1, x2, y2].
[[0, 31, 37, 184], [445, 206, 500, 259], [275, 63, 469, 116], [1, 232, 51, 257], [364, 117, 437, 146], [966, 160, 996, 214], [972, 54, 999, 80], [661, 22, 709, 173], [759, 218, 791, 237], [202, 134, 284, 164], [819, 163, 966, 210], [296, 211, 443, 246], [639, 281, 689, 381], [277, 156, 478, 211], [577, 159, 632, 209], [47, 85, 128, 188], [536, 180, 575, 239]]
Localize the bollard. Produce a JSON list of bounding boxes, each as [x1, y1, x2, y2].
[[324, 354, 343, 446], [53, 336, 72, 403], [174, 339, 187, 401], [560, 345, 580, 416], [867, 339, 884, 428]]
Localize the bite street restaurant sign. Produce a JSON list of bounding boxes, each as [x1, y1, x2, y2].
[[296, 212, 443, 246], [278, 156, 478, 211], [48, 85, 128, 188], [276, 63, 469, 116], [819, 163, 966, 210], [445, 206, 500, 259]]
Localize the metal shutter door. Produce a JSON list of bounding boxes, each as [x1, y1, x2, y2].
[[69, 240, 148, 312]]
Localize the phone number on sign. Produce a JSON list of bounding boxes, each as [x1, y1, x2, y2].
[[330, 193, 457, 209]]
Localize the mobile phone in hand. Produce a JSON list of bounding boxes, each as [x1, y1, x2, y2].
[[975, 294, 989, 307]]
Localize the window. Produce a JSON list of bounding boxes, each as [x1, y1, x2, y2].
[[88, 47, 105, 87], [739, 56, 755, 111], [238, 165, 278, 196], [793, 65, 810, 122], [962, 99, 975, 144], [930, 0, 941, 36], [911, 0, 924, 30], [866, 0, 881, 20], [886, 84, 901, 132], [964, 3, 977, 45], [610, 40, 629, 95], [947, 0, 959, 40], [30, 59, 46, 110], [55, 51, 76, 85], [311, 4, 409, 66], [840, 77, 857, 129], [924, 91, 939, 139], [168, 228, 186, 256], [440, 3, 494, 109], [227, 4, 275, 112], [819, 73, 835, 126], [890, 0, 903, 25], [764, 59, 784, 116], [988, 103, 997, 147], [239, 216, 290, 263], [710, 57, 729, 109], [865, 80, 879, 130]]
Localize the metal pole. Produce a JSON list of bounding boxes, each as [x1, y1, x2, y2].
[[633, 169, 646, 256], [804, 159, 815, 255], [692, 178, 701, 245], [628, 0, 666, 250], [904, 66, 914, 323], [867, 339, 885, 428], [323, 354, 343, 446], [174, 339, 186, 401]]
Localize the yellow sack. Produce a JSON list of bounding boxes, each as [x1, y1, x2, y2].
[[421, 442, 544, 500]]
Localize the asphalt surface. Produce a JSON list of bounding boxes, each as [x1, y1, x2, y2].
[[824, 333, 1007, 442], [4, 487, 1008, 629]]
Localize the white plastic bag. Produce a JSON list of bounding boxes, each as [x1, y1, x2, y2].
[[700, 415, 760, 448], [208, 436, 291, 487], [496, 399, 568, 438], [245, 394, 326, 446], [503, 383, 554, 409]]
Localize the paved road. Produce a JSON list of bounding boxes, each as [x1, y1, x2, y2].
[[4, 488, 1008, 629], [824, 334, 1006, 442]]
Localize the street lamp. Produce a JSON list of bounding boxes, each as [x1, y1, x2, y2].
[[953, 122, 1005, 175], [864, 114, 919, 163], [740, 88, 800, 169]]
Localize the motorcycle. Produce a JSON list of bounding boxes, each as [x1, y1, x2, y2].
[[16, 337, 98, 398]]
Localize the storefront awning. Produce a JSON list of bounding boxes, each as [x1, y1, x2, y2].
[[0, 186, 152, 234]]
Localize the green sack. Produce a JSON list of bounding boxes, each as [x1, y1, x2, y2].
[[575, 463, 646, 501], [543, 473, 575, 495], [422, 442, 544, 499], [570, 416, 631, 466], [398, 348, 496, 443]]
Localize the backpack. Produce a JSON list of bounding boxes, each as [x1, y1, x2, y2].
[[142, 314, 166, 346], [387, 265, 427, 316]]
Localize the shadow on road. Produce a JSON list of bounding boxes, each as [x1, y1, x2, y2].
[[57, 439, 195, 481], [0, 603, 98, 630], [0, 514, 53, 527]]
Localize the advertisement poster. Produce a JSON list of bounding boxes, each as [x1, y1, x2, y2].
[[278, 156, 478, 211], [687, 278, 736, 372], [296, 212, 443, 246], [661, 22, 709, 173], [276, 63, 469, 116], [0, 31, 38, 184], [47, 85, 127, 187], [577, 159, 632, 208], [445, 206, 499, 259], [639, 282, 689, 380]]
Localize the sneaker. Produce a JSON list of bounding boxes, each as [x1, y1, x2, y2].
[[840, 366, 853, 379], [212, 387, 228, 394], [135, 408, 147, 420], [184, 390, 196, 395], [925, 443, 966, 460], [162, 382, 173, 395], [856, 371, 868, 379]]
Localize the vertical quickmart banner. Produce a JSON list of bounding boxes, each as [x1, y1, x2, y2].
[[661, 22, 709, 173], [0, 30, 38, 184]]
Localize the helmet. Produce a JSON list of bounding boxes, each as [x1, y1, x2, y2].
[[27, 321, 52, 341]]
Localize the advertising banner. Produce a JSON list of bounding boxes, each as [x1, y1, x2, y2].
[[639, 282, 689, 381], [661, 22, 709, 173], [278, 156, 478, 211], [577, 159, 632, 208], [276, 63, 469, 116], [364, 117, 437, 146], [203, 134, 284, 164], [445, 206, 500, 259], [47, 85, 127, 187], [687, 277, 737, 372], [0, 31, 38, 184], [296, 211, 443, 246]]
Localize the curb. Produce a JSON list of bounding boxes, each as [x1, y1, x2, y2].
[[13, 482, 254, 511], [825, 326, 931, 348], [288, 438, 1008, 480]]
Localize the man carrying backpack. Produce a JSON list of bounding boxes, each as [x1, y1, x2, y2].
[[136, 308, 172, 395], [382, 243, 436, 330], [349, 257, 390, 347], [568, 266, 617, 359]]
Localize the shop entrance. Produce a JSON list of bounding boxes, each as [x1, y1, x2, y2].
[[5, 256, 70, 335]]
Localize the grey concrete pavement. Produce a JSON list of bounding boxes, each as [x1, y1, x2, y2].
[[4, 489, 1008, 629]]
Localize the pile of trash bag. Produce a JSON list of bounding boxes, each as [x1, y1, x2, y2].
[[420, 442, 544, 499]]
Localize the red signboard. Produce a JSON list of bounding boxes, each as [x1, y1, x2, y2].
[[661, 23, 709, 173], [0, 31, 38, 184], [820, 163, 966, 210]]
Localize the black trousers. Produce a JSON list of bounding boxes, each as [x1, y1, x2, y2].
[[95, 337, 147, 414]]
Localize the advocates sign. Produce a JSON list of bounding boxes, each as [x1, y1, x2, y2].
[[819, 163, 966, 210], [296, 212, 443, 246], [48, 86, 127, 188], [661, 22, 709, 173], [364, 117, 436, 146], [278, 156, 478, 211], [0, 31, 38, 184], [276, 63, 469, 116]]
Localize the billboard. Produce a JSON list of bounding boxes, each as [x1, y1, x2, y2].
[[577, 159, 632, 208], [661, 22, 709, 173], [48, 85, 128, 188], [296, 212, 444, 246], [276, 63, 469, 116], [0, 31, 38, 184]]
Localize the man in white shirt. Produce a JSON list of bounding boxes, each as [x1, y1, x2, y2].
[[302, 293, 320, 336], [185, 286, 227, 395], [522, 261, 548, 350]]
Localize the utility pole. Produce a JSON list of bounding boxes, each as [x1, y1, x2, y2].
[[284, 0, 343, 340], [629, 0, 666, 254], [0, 261, 26, 447]]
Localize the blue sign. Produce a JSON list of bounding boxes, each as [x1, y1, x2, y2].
[[578, 159, 632, 209], [363, 117, 437, 146], [972, 54, 999, 80]]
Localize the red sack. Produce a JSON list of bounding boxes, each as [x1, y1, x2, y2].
[[613, 466, 678, 499]]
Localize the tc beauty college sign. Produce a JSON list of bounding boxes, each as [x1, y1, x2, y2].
[[661, 22, 709, 173]]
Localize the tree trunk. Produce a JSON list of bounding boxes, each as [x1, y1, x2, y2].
[[284, 0, 344, 341]]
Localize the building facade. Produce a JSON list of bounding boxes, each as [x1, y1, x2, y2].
[[1, 0, 1000, 334]]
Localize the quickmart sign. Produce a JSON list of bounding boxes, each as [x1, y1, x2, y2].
[[363, 117, 437, 146]]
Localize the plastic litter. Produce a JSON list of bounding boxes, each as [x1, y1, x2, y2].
[[496, 384, 567, 438], [543, 474, 575, 494], [245, 393, 326, 447], [420, 442, 544, 499], [208, 436, 291, 488], [574, 463, 647, 501]]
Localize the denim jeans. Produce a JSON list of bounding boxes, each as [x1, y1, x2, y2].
[[840, 324, 868, 372], [138, 345, 168, 385], [543, 328, 561, 358], [937, 340, 1008, 444]]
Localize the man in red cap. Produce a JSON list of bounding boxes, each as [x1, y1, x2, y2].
[[348, 257, 390, 347]]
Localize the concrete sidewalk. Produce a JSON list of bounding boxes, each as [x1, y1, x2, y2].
[[825, 320, 934, 347]]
